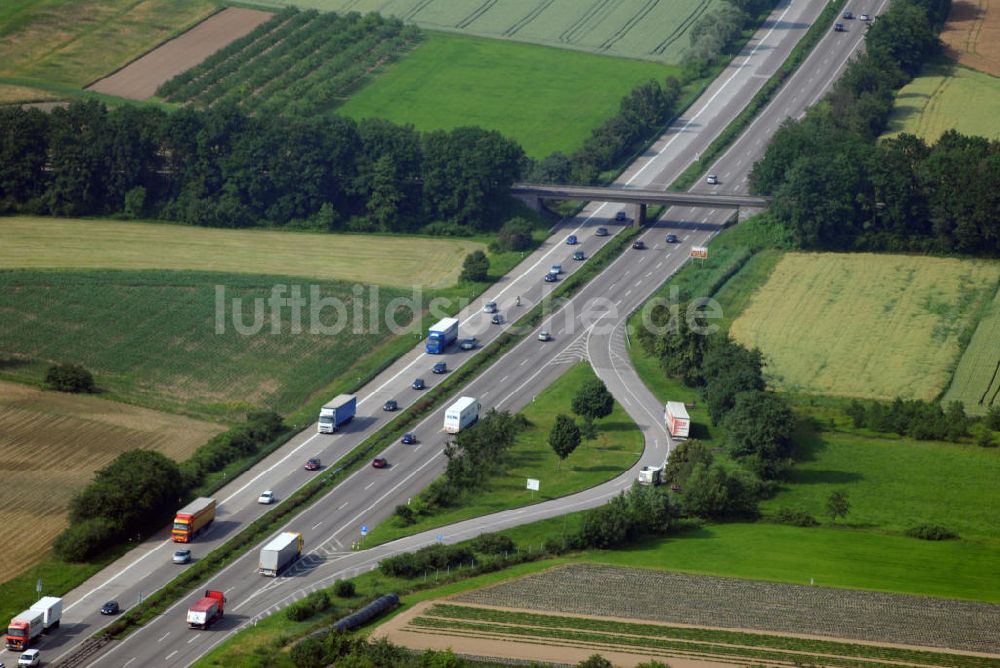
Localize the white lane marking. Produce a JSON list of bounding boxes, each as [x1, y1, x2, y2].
[[634, 280, 642, 287], [166, 651, 177, 661], [157, 632, 170, 643], [625, 0, 798, 185], [500, 376, 508, 383], [123, 659, 136, 667], [312, 522, 323, 530], [364, 482, 375, 491], [188, 635, 202, 644], [520, 359, 529, 366], [615, 299, 622, 306], [337, 502, 348, 511], [625, 290, 632, 297]]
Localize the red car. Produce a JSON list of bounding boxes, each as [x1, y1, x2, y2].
[[304, 458, 321, 471], [372, 457, 388, 469]]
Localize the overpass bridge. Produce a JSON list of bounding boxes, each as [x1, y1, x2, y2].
[[511, 183, 772, 225]]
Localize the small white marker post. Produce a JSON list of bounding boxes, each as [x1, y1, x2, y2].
[[526, 478, 540, 500]]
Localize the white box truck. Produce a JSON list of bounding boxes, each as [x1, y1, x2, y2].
[[444, 397, 480, 434], [637, 465, 663, 486], [258, 531, 302, 576], [665, 402, 690, 440]]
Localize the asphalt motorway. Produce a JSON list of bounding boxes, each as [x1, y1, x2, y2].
[[36, 0, 882, 665]]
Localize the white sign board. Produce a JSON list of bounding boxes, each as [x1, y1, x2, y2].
[[526, 478, 540, 491]]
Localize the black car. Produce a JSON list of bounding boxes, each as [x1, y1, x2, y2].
[[632, 240, 646, 250], [383, 399, 398, 412], [573, 250, 585, 261], [834, 22, 845, 31], [412, 378, 426, 390], [544, 272, 558, 282], [843, 10, 854, 18], [665, 234, 679, 243], [100, 600, 120, 615], [432, 362, 447, 374], [460, 337, 477, 350], [491, 313, 503, 325], [401, 432, 416, 445]]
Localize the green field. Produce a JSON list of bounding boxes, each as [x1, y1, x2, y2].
[[0, 217, 483, 289], [262, 0, 718, 64], [0, 269, 423, 420], [0, 0, 217, 99], [729, 252, 1000, 401], [338, 31, 679, 158], [884, 60, 1000, 142], [942, 283, 1000, 414], [366, 362, 644, 545]]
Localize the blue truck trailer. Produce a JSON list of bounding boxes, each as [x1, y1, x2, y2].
[[317, 394, 356, 434], [426, 318, 459, 354]]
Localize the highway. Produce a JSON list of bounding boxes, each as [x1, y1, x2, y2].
[[32, 0, 885, 665]]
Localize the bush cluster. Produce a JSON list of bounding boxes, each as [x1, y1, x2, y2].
[[846, 398, 968, 442], [379, 543, 475, 579], [285, 590, 332, 622], [905, 523, 959, 541], [180, 411, 286, 488], [774, 507, 820, 527], [44, 362, 94, 393]]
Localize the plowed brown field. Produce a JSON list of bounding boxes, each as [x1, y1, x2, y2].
[[87, 7, 273, 100], [941, 0, 1000, 76], [0, 381, 222, 581]]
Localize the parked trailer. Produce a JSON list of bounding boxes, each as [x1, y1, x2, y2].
[[172, 497, 216, 542], [259, 532, 303, 576], [7, 597, 64, 650], [426, 318, 459, 354], [318, 394, 357, 434], [187, 590, 225, 629], [443, 396, 480, 434], [665, 401, 690, 440]]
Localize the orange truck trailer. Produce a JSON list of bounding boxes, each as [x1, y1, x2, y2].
[[172, 497, 216, 542], [186, 590, 225, 629]]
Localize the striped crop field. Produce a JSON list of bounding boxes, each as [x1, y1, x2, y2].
[[259, 0, 721, 63], [729, 253, 1000, 402], [884, 60, 1000, 142], [943, 282, 1000, 414], [0, 269, 422, 421], [0, 381, 220, 582]]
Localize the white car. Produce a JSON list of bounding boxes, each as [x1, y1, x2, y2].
[[257, 490, 274, 504], [860, 12, 871, 20], [18, 650, 40, 667], [538, 330, 552, 341], [706, 174, 719, 185], [483, 301, 498, 314]]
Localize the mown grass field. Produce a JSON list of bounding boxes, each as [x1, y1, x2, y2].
[[0, 216, 483, 289], [0, 381, 220, 583], [338, 31, 680, 158], [763, 424, 1000, 541], [943, 279, 1000, 414], [0, 0, 217, 100], [365, 362, 644, 545], [884, 60, 1000, 142], [0, 269, 424, 420], [263, 0, 718, 63], [729, 252, 1000, 401]]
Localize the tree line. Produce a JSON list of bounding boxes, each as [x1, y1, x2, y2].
[[0, 101, 524, 234], [750, 0, 999, 255]]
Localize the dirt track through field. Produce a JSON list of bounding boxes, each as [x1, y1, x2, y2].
[[87, 7, 273, 100], [941, 0, 1000, 76]]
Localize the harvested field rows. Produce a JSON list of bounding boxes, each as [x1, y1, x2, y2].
[[941, 0, 1000, 76], [943, 282, 1000, 414], [0, 381, 220, 581], [88, 7, 274, 100], [270, 0, 721, 63], [451, 565, 1000, 654], [729, 253, 1000, 401]]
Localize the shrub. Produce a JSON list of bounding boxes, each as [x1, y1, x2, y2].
[[495, 217, 534, 251], [459, 250, 489, 282], [285, 590, 331, 621], [53, 517, 118, 562], [379, 544, 474, 578], [905, 524, 959, 541], [334, 579, 356, 598], [44, 362, 94, 393], [470, 532, 515, 555], [290, 635, 327, 668], [773, 507, 819, 527], [394, 504, 416, 525]]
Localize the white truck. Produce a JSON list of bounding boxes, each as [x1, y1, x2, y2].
[[637, 465, 663, 486], [665, 401, 690, 440], [444, 397, 480, 434], [5, 597, 62, 651], [258, 531, 302, 577]]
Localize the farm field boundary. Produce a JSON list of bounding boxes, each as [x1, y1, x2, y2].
[[87, 7, 274, 100], [883, 59, 1000, 142], [729, 252, 1000, 402], [377, 601, 1000, 668], [943, 280, 1000, 414], [0, 381, 221, 584], [450, 564, 1000, 654], [0, 0, 218, 103], [247, 0, 721, 64]]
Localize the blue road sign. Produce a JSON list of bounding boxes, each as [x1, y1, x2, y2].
[[360, 525, 369, 536]]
